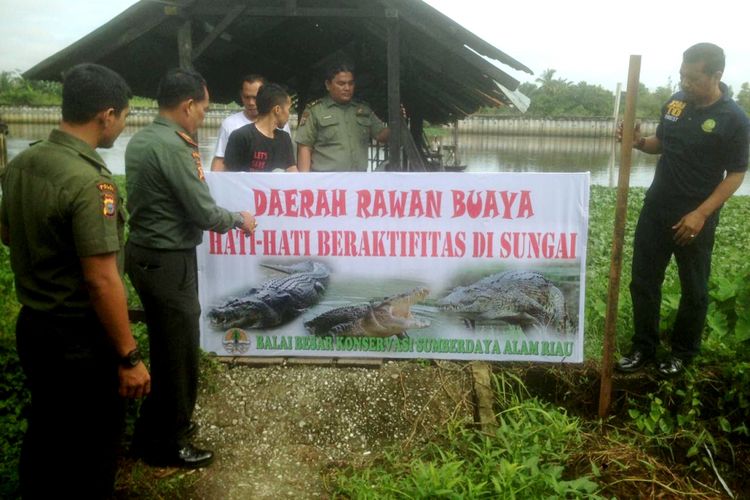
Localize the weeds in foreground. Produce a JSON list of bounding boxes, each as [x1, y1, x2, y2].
[[332, 372, 602, 499]]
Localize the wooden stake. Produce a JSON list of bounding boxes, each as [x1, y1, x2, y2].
[[386, 9, 402, 170], [598, 55, 641, 418]]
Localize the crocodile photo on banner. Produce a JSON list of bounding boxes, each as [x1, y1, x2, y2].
[[197, 172, 589, 363]]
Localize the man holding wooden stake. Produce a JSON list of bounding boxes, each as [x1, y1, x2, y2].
[[617, 43, 749, 376]]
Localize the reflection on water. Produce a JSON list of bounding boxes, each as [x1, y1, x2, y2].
[[459, 134, 664, 192], [6, 123, 221, 177], [6, 123, 750, 196]]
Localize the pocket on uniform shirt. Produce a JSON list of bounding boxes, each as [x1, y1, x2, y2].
[[356, 116, 371, 144], [318, 117, 340, 145]]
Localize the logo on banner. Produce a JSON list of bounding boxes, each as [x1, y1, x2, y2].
[[222, 328, 250, 354]]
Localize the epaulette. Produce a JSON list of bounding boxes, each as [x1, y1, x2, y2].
[[299, 99, 322, 127], [176, 130, 198, 148]]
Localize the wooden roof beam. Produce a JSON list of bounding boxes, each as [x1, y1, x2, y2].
[[361, 20, 497, 112], [378, 9, 521, 90], [192, 3, 246, 61], [24, 3, 170, 78], [190, 6, 387, 18], [384, 0, 533, 75]]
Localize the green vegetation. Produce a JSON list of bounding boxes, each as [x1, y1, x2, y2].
[[0, 241, 25, 500], [1, 182, 749, 497], [3, 70, 749, 119], [484, 68, 750, 119], [0, 71, 62, 106], [333, 372, 601, 499], [0, 71, 229, 109], [737, 83, 750, 114]]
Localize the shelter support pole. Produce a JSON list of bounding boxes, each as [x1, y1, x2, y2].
[[598, 55, 641, 418], [178, 20, 194, 71], [386, 9, 402, 170], [0, 124, 7, 171]]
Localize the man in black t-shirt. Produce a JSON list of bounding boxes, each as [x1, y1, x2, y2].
[[616, 43, 750, 376], [224, 83, 297, 172]]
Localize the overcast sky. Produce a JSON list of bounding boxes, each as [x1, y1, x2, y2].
[[1, 0, 749, 94]]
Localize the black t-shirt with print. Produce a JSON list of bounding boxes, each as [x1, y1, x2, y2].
[[224, 123, 295, 172]]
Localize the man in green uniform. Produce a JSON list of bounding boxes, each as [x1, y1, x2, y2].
[[125, 68, 256, 469], [296, 61, 389, 172], [0, 63, 150, 498]]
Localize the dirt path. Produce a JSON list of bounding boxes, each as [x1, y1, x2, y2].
[[116, 360, 473, 499]]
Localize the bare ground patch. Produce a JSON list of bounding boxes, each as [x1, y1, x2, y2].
[[115, 360, 473, 499]]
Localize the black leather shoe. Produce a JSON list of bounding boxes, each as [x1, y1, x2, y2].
[[657, 356, 687, 377], [615, 350, 654, 373], [142, 444, 214, 469]]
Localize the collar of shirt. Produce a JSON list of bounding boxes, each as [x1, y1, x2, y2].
[[323, 95, 356, 109], [153, 115, 194, 135], [673, 81, 733, 111], [47, 128, 109, 172]]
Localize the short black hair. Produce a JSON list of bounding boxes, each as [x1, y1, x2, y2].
[[157, 68, 207, 109], [256, 83, 290, 115], [325, 60, 356, 82], [242, 74, 266, 86], [61, 63, 132, 124], [683, 43, 725, 75]]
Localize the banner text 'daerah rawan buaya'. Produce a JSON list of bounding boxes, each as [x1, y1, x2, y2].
[[197, 172, 589, 363]]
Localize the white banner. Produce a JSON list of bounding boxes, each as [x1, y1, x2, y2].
[[198, 172, 589, 363]]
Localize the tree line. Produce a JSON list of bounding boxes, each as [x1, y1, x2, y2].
[[2, 69, 750, 120], [490, 69, 750, 119]]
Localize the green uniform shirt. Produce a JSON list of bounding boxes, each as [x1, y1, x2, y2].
[[295, 96, 385, 172], [0, 129, 124, 314], [126, 116, 236, 250]]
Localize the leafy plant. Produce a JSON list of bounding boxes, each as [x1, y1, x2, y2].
[[333, 372, 602, 498]]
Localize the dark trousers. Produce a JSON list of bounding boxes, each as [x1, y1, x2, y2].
[[629, 201, 718, 360], [16, 307, 123, 500], [125, 242, 200, 452]]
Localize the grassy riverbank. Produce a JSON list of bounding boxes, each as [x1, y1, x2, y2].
[[1, 183, 749, 498]]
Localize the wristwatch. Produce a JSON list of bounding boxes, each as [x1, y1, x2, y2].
[[120, 348, 142, 368]]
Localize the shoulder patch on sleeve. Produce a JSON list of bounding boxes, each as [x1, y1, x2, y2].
[[101, 192, 116, 217], [299, 109, 311, 127], [97, 182, 116, 193], [176, 130, 199, 147]]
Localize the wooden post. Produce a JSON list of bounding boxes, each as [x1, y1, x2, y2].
[[0, 122, 7, 172], [452, 118, 459, 167], [386, 8, 402, 170], [177, 20, 194, 70], [599, 55, 641, 418], [608, 82, 622, 187]]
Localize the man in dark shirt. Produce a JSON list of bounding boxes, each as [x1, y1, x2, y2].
[[617, 43, 750, 376], [224, 83, 296, 172]]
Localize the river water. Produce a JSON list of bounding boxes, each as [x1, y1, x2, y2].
[[5, 123, 750, 195]]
